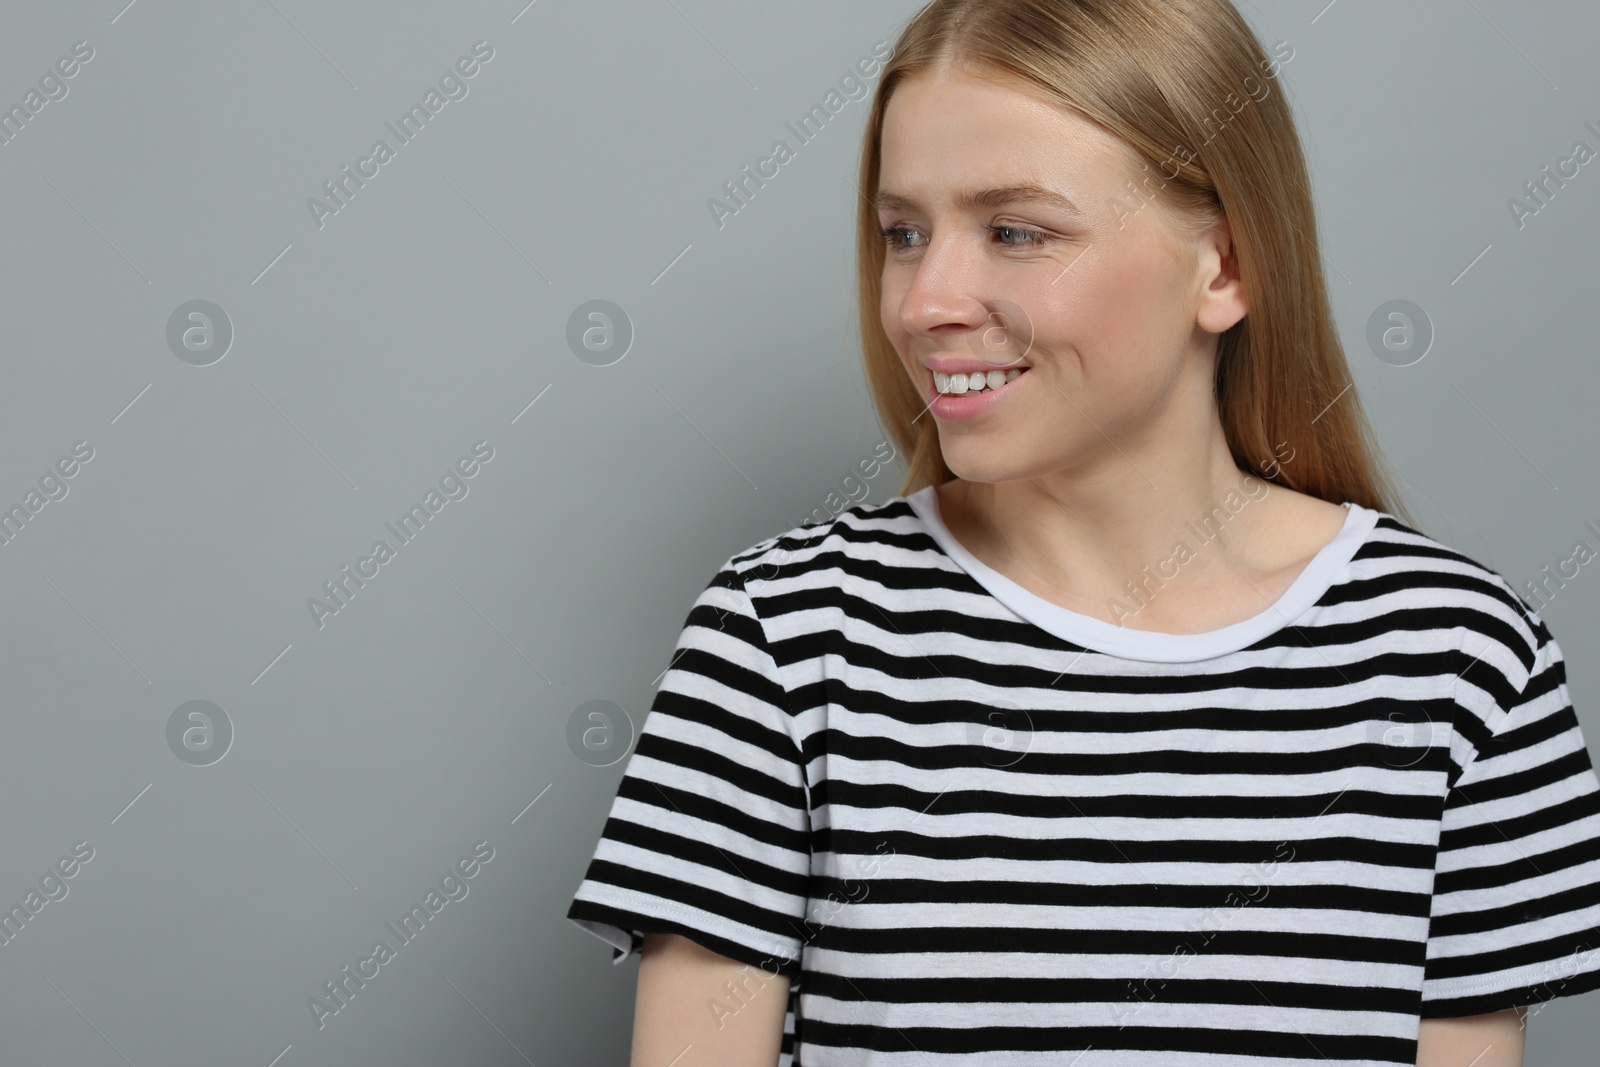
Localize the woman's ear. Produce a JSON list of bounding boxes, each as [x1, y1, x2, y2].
[[1196, 213, 1247, 334]]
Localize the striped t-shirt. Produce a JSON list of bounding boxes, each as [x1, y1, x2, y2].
[[566, 487, 1600, 1065]]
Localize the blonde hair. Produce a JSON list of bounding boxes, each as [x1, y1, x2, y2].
[[855, 0, 1412, 522]]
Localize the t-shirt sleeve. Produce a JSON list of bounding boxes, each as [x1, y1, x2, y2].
[[565, 555, 812, 978], [1421, 611, 1600, 1017]]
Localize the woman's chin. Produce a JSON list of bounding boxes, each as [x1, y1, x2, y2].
[[940, 447, 1034, 486]]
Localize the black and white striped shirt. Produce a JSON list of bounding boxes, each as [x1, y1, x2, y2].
[[567, 488, 1600, 1065]]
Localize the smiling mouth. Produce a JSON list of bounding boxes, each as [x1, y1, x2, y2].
[[933, 368, 1029, 395]]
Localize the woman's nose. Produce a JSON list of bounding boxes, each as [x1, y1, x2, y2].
[[896, 236, 990, 336]]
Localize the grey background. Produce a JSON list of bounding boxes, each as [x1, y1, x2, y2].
[[2, 0, 1597, 1063]]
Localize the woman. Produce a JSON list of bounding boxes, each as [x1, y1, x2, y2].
[[567, 1, 1600, 1063]]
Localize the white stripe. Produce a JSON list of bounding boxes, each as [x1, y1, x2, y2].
[[799, 994, 1419, 1039], [804, 946, 1424, 987]]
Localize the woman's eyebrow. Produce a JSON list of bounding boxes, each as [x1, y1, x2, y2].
[[875, 182, 1082, 214]]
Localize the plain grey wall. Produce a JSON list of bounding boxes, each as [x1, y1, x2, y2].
[[2, 0, 1596, 1063]]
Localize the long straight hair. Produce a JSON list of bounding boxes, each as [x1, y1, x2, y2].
[[855, 0, 1412, 523]]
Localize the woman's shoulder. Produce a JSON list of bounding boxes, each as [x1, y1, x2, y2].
[[720, 492, 934, 588], [1351, 506, 1558, 683], [1354, 507, 1522, 601]]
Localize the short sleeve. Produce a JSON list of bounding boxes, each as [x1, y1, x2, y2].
[[565, 556, 812, 978], [1421, 616, 1600, 1017]]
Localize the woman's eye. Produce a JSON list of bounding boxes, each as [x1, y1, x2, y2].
[[879, 225, 1050, 251], [991, 225, 1049, 247], [880, 226, 924, 250]]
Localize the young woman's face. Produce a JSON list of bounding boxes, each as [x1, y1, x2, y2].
[[876, 67, 1239, 485]]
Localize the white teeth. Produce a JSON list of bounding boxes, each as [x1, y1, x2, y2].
[[934, 367, 1026, 395]]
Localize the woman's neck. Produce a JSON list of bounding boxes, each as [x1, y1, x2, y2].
[[934, 430, 1345, 633]]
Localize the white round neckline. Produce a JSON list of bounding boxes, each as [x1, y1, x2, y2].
[[904, 484, 1381, 663]]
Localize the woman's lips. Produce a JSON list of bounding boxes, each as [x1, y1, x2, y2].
[[927, 367, 1031, 422]]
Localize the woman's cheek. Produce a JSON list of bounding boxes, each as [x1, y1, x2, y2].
[[880, 291, 907, 353]]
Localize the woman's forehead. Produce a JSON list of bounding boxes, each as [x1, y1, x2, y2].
[[879, 72, 1143, 188]]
